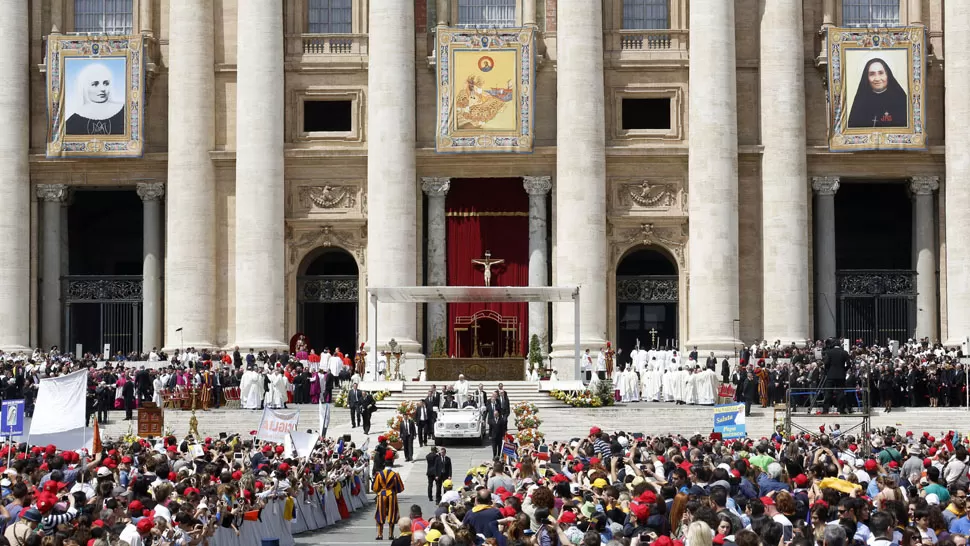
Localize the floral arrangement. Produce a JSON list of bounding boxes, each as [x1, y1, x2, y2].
[[549, 389, 604, 408], [384, 428, 401, 443], [385, 414, 404, 444], [516, 428, 545, 445], [396, 400, 416, 418], [373, 390, 391, 402], [334, 388, 349, 408], [515, 414, 542, 429], [512, 402, 538, 418]]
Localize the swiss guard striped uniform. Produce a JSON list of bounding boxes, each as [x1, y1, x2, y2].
[[372, 467, 404, 525]]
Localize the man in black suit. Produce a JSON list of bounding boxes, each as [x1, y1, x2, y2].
[[135, 366, 152, 401], [496, 383, 511, 419], [485, 393, 500, 436], [415, 401, 432, 447], [741, 371, 759, 417], [232, 346, 243, 369], [821, 338, 850, 414], [425, 447, 439, 502], [122, 375, 136, 420], [432, 447, 452, 504], [348, 382, 363, 428], [424, 387, 440, 440], [490, 409, 507, 459], [360, 390, 377, 434], [442, 395, 458, 409], [399, 414, 417, 462]]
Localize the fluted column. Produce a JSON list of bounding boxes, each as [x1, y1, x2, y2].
[[525, 176, 552, 350], [813, 177, 840, 340], [234, 0, 286, 350], [138, 182, 164, 352], [37, 185, 69, 349], [0, 1, 31, 351], [367, 0, 419, 359], [911, 176, 939, 341], [552, 0, 607, 377], [422, 177, 450, 347], [166, 0, 215, 349], [945, 2, 970, 348], [760, 0, 809, 346], [687, 0, 741, 353]]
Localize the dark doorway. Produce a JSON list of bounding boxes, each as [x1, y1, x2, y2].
[[65, 190, 144, 356], [297, 248, 359, 358], [833, 182, 915, 345], [615, 247, 679, 354]]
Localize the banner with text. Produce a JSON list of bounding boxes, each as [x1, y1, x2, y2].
[[256, 408, 300, 444], [713, 403, 746, 440]]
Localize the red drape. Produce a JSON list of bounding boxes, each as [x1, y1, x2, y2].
[[446, 178, 528, 357]]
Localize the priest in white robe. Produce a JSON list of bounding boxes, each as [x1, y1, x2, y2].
[[685, 367, 700, 405], [697, 367, 720, 405], [622, 365, 640, 402], [241, 368, 264, 410], [661, 368, 675, 402], [643, 358, 661, 402], [152, 374, 164, 407], [453, 374, 470, 407], [265, 369, 287, 408]]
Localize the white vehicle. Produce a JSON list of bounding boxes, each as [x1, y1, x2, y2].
[[434, 391, 486, 446]]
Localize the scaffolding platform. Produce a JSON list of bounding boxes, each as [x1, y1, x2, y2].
[[784, 385, 872, 454]]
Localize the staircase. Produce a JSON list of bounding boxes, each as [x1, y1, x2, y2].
[[376, 381, 562, 410]]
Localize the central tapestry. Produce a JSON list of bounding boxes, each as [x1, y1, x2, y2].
[[446, 178, 528, 358]]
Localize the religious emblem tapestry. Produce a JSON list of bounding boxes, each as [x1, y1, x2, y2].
[[46, 34, 146, 158], [436, 28, 535, 153], [826, 26, 926, 152]]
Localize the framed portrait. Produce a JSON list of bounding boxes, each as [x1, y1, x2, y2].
[[46, 34, 145, 158], [826, 27, 926, 152], [436, 28, 534, 153]]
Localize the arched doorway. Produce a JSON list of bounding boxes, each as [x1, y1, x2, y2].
[[615, 247, 679, 352], [297, 248, 359, 357]]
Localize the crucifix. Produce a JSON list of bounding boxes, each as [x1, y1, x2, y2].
[[471, 250, 504, 287], [649, 328, 658, 349], [470, 319, 481, 358]]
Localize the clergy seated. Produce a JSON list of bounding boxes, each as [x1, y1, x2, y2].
[[462, 399, 478, 409], [443, 396, 459, 409]]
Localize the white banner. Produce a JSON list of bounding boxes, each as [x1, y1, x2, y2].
[[286, 431, 318, 459], [318, 403, 332, 432], [31, 369, 87, 435], [256, 408, 300, 444]]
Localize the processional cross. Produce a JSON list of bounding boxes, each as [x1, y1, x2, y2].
[[471, 250, 504, 287], [649, 328, 658, 349]]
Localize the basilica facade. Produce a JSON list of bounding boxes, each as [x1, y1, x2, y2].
[[0, 0, 963, 378]]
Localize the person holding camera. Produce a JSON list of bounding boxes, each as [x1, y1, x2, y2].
[[821, 338, 850, 415]]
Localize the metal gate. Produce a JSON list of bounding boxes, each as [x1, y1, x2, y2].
[[616, 275, 679, 349], [297, 276, 359, 350], [63, 276, 142, 356], [836, 270, 915, 346]]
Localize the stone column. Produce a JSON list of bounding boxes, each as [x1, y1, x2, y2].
[[436, 0, 450, 26], [553, 0, 608, 376], [523, 0, 537, 27], [137, 182, 164, 352], [822, 0, 835, 26], [911, 0, 923, 25], [760, 0, 809, 346], [0, 0, 31, 351], [911, 176, 939, 341], [234, 0, 286, 350], [687, 0, 741, 353], [525, 176, 552, 351], [166, 0, 215, 349], [140, 0, 153, 34], [945, 2, 970, 348], [37, 185, 69, 349], [813, 177, 840, 340], [422, 177, 450, 347], [367, 0, 420, 360]]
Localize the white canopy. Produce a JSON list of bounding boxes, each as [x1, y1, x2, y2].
[[366, 286, 581, 378]]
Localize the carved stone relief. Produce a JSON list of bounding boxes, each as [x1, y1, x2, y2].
[[297, 185, 359, 210], [286, 224, 367, 273], [609, 222, 688, 270], [614, 180, 686, 212]]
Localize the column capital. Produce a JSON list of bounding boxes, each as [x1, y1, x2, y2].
[[421, 177, 451, 197], [523, 176, 552, 196], [35, 184, 70, 202], [136, 182, 166, 201], [910, 176, 940, 196], [812, 176, 840, 196]]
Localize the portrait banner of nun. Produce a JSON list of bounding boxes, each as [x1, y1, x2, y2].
[[826, 27, 926, 152], [46, 34, 145, 158]]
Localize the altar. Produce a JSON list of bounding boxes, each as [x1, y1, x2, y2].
[[426, 357, 525, 381]]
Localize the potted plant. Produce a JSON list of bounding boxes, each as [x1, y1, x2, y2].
[[527, 334, 543, 379], [431, 336, 446, 358]]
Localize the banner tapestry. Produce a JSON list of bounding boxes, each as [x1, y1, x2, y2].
[[436, 28, 535, 153], [46, 34, 145, 158], [826, 26, 926, 152]]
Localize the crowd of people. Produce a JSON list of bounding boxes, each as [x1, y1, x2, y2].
[[376, 422, 970, 546]]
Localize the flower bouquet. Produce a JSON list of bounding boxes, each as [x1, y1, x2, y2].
[[516, 428, 545, 445], [373, 390, 391, 402], [512, 402, 538, 418], [334, 388, 349, 408], [397, 400, 417, 418], [515, 415, 543, 430]]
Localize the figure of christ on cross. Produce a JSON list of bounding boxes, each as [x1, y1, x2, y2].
[[471, 250, 505, 287]]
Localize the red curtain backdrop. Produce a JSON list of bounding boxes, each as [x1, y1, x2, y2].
[[446, 178, 528, 357]]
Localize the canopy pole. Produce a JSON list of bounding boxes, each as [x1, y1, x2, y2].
[[574, 288, 581, 380]]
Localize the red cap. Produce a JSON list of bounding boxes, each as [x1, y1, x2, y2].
[[929, 447, 938, 456], [254, 481, 263, 490], [864, 460, 877, 472], [274, 445, 284, 454], [929, 436, 936, 443], [136, 518, 154, 534], [231, 471, 242, 481], [849, 444, 858, 452], [166, 445, 177, 453], [730, 469, 741, 478], [128, 500, 144, 513], [793, 474, 809, 487], [760, 496, 775, 506], [121, 456, 133, 464], [888, 461, 899, 469], [589, 427, 601, 436], [923, 458, 932, 467], [279, 462, 291, 472], [36, 492, 57, 513], [377, 436, 387, 443], [906, 431, 913, 437], [168, 472, 176, 481], [589, 457, 600, 465], [558, 511, 577, 524]]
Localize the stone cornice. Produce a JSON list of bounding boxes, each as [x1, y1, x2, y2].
[[421, 177, 451, 197], [910, 176, 940, 195], [35, 184, 70, 202], [523, 176, 552, 195], [812, 176, 840, 196]]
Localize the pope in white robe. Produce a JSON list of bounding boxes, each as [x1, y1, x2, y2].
[[453, 375, 469, 406], [697, 367, 720, 405], [265, 370, 287, 408], [240, 369, 265, 410]]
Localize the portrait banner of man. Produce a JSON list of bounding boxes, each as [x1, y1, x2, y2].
[[826, 27, 926, 152], [46, 35, 146, 158], [436, 28, 535, 153]]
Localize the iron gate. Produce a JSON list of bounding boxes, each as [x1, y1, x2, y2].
[[616, 275, 679, 349], [836, 270, 916, 346], [63, 276, 143, 356]]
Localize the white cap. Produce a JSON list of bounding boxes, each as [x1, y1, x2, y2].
[[96, 467, 112, 477], [926, 493, 940, 505]]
